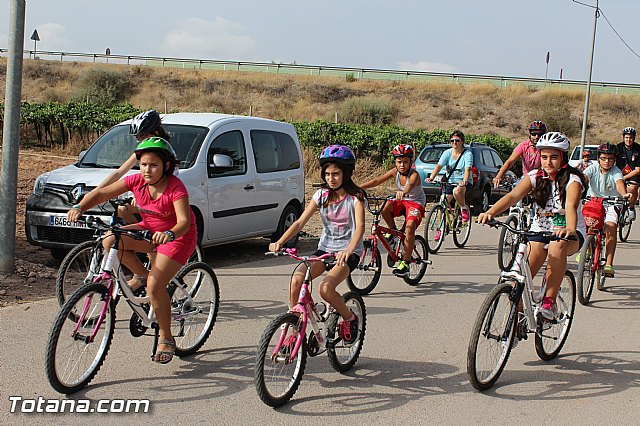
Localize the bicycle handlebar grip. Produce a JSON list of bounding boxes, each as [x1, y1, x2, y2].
[[285, 248, 298, 255]]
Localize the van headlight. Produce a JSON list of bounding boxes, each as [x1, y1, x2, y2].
[[33, 173, 49, 196]]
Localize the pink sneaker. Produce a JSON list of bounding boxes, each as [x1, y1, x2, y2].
[[461, 207, 470, 222], [538, 296, 557, 320], [434, 230, 442, 242]]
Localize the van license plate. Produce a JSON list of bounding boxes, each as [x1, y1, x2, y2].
[[49, 216, 88, 228]]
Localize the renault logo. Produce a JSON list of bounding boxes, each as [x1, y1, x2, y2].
[[68, 184, 86, 204]]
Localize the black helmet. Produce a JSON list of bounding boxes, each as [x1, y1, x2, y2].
[[622, 127, 636, 137], [597, 143, 617, 156], [129, 110, 161, 136]]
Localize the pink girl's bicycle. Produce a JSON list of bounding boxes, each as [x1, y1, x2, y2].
[[254, 249, 367, 407]]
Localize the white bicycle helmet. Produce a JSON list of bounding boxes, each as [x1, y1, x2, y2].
[[622, 127, 636, 137], [129, 110, 161, 136], [536, 131, 570, 152]]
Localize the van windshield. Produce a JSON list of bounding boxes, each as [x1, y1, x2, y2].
[[419, 146, 447, 164], [78, 124, 208, 169]]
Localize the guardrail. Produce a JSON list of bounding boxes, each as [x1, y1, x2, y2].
[[3, 48, 640, 95]]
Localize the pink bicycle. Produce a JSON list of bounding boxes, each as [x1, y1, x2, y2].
[[254, 249, 367, 407]]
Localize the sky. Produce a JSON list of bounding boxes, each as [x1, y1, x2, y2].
[[2, 0, 640, 84]]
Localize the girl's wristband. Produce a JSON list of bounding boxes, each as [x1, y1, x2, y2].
[[72, 204, 83, 212]]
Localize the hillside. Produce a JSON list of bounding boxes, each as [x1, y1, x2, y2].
[[2, 57, 640, 149]]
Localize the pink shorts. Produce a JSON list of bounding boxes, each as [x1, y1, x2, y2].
[[390, 200, 425, 226], [155, 230, 198, 265]]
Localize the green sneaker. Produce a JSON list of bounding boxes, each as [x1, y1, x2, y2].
[[603, 264, 615, 278], [392, 260, 410, 277], [575, 248, 591, 263]]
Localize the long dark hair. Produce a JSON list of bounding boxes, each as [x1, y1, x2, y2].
[[531, 151, 586, 208], [318, 162, 365, 207]]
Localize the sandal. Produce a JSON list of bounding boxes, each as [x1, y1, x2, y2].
[[128, 275, 147, 295], [153, 339, 176, 364]]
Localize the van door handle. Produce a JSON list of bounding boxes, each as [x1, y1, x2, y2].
[[244, 185, 254, 190]]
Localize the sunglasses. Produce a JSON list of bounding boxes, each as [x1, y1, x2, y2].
[[450, 139, 462, 143], [599, 156, 615, 162], [530, 132, 544, 137]]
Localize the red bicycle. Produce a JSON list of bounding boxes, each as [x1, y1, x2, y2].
[[347, 195, 430, 295], [576, 195, 628, 305]]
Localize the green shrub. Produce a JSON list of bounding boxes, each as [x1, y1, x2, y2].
[[74, 68, 130, 106], [337, 96, 398, 126]]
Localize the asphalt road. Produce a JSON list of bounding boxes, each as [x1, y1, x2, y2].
[[2, 222, 639, 425]]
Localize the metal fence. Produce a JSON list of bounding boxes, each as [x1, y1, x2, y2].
[[3, 48, 640, 95]]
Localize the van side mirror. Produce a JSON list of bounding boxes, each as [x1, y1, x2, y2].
[[208, 154, 234, 177], [78, 150, 87, 162]]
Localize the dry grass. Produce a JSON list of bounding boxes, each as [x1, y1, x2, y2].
[[2, 57, 638, 147]]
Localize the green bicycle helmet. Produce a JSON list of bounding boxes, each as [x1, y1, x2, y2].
[[134, 136, 177, 160], [134, 137, 178, 177]]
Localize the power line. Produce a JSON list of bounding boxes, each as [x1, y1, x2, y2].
[[598, 9, 640, 61], [571, 0, 640, 61]]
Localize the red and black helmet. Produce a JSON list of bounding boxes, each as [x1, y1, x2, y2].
[[528, 121, 547, 133], [597, 142, 617, 156], [392, 144, 414, 159]]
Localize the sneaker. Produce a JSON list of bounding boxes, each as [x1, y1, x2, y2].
[[461, 207, 470, 222], [603, 264, 615, 278], [511, 312, 527, 350], [393, 260, 410, 277], [434, 230, 442, 242], [383, 232, 395, 245], [338, 311, 359, 345], [630, 208, 636, 221], [538, 296, 557, 321]]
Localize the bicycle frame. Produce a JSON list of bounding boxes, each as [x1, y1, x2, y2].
[[272, 253, 333, 362]]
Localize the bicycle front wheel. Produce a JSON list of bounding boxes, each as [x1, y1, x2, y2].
[[425, 204, 446, 254], [497, 214, 519, 271], [56, 240, 103, 308], [45, 282, 115, 394], [576, 234, 597, 305], [255, 313, 307, 407], [619, 213, 632, 242], [347, 239, 382, 295], [453, 207, 472, 248], [467, 282, 516, 391], [403, 235, 429, 286], [170, 262, 219, 357], [535, 271, 576, 361], [326, 292, 367, 373]]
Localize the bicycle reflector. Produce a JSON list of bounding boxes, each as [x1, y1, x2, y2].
[[583, 198, 605, 229]]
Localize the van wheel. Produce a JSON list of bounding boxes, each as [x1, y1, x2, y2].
[[50, 248, 69, 261], [271, 205, 301, 247], [472, 187, 490, 215]]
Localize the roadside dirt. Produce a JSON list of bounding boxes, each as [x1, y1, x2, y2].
[[0, 149, 329, 307]]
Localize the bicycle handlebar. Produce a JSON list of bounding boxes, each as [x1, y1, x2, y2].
[[583, 195, 630, 207], [483, 219, 578, 241], [266, 248, 336, 263], [83, 216, 153, 243]]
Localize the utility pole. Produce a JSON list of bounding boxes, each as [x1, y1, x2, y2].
[[580, 0, 599, 158], [545, 51, 550, 83], [0, 0, 26, 273]]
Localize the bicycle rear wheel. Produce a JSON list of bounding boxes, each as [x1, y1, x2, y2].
[[403, 235, 429, 286], [326, 292, 367, 372], [170, 262, 219, 357], [45, 282, 115, 394], [255, 313, 307, 407], [425, 204, 446, 254], [56, 240, 103, 308], [535, 271, 576, 361], [347, 239, 382, 295], [453, 207, 472, 248], [497, 214, 519, 271], [467, 282, 516, 391], [576, 234, 597, 305], [619, 213, 632, 242]]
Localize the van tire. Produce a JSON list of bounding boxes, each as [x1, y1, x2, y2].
[[271, 204, 301, 247], [472, 187, 490, 215]]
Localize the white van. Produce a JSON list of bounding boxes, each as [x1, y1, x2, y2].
[[26, 113, 305, 258]]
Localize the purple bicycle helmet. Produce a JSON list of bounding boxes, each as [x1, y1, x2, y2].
[[319, 144, 356, 169]]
